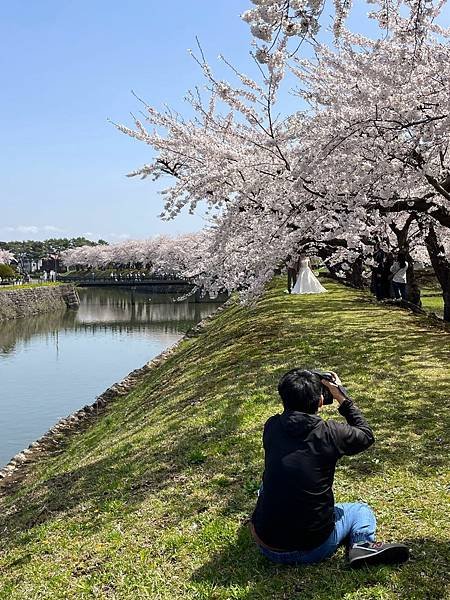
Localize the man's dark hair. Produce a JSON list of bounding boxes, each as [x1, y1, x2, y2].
[[278, 369, 322, 413]]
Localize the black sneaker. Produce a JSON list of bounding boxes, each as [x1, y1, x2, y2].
[[348, 541, 410, 568]]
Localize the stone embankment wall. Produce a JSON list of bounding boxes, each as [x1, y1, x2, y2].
[[0, 285, 80, 321]]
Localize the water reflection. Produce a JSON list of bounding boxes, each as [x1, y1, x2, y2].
[[77, 287, 210, 326], [0, 288, 218, 466], [0, 310, 75, 356], [0, 288, 215, 357]]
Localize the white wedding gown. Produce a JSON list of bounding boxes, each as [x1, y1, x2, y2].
[[291, 258, 327, 294]]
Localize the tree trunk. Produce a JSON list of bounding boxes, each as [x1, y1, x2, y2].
[[444, 292, 450, 323], [406, 259, 422, 307], [425, 224, 450, 322], [350, 255, 365, 288]]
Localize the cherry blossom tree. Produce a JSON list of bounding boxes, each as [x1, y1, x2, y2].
[[115, 44, 405, 299], [0, 250, 14, 265], [116, 0, 449, 317], [61, 234, 207, 280], [287, 8, 450, 313], [242, 0, 443, 48]]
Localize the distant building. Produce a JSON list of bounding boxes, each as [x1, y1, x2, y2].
[[21, 258, 43, 273]]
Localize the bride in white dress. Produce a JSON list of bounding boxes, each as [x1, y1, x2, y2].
[[291, 256, 327, 294]]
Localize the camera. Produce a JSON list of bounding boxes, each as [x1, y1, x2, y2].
[[312, 371, 338, 405]]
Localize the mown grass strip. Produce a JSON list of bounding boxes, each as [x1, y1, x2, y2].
[[0, 279, 448, 599], [0, 282, 61, 292]]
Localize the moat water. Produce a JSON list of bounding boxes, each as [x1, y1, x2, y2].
[[0, 287, 217, 467]]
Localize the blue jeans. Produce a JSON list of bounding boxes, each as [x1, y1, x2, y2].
[[392, 281, 407, 300], [257, 502, 376, 565]]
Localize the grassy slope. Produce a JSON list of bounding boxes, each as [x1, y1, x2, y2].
[[0, 282, 61, 292], [0, 279, 449, 600]]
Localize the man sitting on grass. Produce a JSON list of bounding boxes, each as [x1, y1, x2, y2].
[[250, 369, 410, 567]]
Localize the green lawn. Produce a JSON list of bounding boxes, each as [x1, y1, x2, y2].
[[420, 288, 444, 318], [0, 279, 449, 600], [416, 271, 444, 318]]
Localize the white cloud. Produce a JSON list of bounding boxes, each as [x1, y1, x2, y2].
[[2, 224, 63, 234], [109, 233, 131, 240], [43, 225, 63, 232], [4, 225, 39, 233]]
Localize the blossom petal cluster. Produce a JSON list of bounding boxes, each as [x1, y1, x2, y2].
[[241, 0, 443, 47], [0, 250, 14, 265], [61, 234, 208, 280]]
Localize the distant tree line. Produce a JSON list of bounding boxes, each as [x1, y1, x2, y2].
[[0, 237, 108, 271]]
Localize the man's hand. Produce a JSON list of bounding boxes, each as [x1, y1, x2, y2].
[[321, 372, 347, 405]]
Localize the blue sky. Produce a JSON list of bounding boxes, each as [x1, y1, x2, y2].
[[1, 1, 255, 242], [1, 2, 448, 242]]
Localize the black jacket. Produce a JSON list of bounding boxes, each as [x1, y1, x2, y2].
[[251, 399, 374, 551]]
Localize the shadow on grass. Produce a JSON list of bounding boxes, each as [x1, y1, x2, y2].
[[0, 375, 256, 544], [191, 525, 450, 600]]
